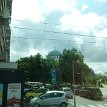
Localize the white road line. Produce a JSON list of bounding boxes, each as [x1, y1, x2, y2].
[[97, 105, 105, 107], [68, 102, 107, 107], [68, 102, 74, 105], [80, 106, 86, 107], [88, 105, 96, 107]]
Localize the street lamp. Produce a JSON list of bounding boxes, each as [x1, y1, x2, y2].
[[72, 61, 76, 107]]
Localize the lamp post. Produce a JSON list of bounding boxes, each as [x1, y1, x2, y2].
[[72, 61, 76, 107]]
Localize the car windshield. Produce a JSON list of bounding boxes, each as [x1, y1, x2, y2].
[[1, 0, 107, 107], [39, 93, 49, 98], [64, 89, 71, 91]]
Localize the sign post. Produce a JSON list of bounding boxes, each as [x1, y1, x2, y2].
[[51, 66, 56, 84]]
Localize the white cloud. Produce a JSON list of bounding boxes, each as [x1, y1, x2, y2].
[[97, 29, 107, 37], [97, 0, 107, 3], [86, 62, 107, 74], [12, 0, 77, 22], [12, 0, 44, 22], [81, 4, 88, 12], [28, 48, 48, 58], [35, 0, 77, 14], [59, 9, 107, 36]]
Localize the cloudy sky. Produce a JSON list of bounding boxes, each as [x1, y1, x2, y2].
[[10, 0, 107, 74]]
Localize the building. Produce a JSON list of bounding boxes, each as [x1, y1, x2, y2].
[[48, 49, 61, 61], [0, 0, 12, 62]]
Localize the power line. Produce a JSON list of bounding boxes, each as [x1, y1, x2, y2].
[[11, 26, 107, 39], [12, 19, 105, 30], [11, 36, 107, 44]]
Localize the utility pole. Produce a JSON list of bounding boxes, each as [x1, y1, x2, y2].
[[72, 61, 76, 107], [80, 55, 83, 87]]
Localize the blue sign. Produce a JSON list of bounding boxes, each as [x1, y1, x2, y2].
[[52, 67, 56, 83]]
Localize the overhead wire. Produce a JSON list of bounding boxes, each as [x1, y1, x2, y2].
[[10, 21, 107, 44], [12, 19, 105, 30], [11, 26, 107, 39]]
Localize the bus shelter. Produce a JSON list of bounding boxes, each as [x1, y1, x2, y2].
[[0, 62, 24, 107]]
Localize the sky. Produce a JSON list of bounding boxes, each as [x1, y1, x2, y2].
[[10, 0, 107, 74]]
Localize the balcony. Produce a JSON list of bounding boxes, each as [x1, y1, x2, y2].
[[0, 8, 10, 25], [0, 8, 10, 18], [0, 51, 6, 61]]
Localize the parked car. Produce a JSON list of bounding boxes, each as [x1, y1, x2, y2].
[[60, 87, 73, 98], [25, 88, 49, 100], [74, 85, 82, 95], [30, 90, 68, 107], [80, 87, 103, 100]]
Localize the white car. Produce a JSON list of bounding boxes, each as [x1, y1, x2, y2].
[[30, 90, 68, 107], [60, 87, 73, 98]]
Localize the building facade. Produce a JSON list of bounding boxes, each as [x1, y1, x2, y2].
[[0, 0, 12, 62]]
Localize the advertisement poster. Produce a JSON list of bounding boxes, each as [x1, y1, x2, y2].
[[0, 84, 3, 107], [7, 83, 21, 107]]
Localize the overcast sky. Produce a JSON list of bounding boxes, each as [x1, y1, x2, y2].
[[10, 0, 107, 74]]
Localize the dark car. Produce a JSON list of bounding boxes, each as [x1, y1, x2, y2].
[[80, 87, 103, 100], [75, 85, 82, 95]]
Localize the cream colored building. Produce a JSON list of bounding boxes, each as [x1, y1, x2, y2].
[[0, 0, 12, 62]]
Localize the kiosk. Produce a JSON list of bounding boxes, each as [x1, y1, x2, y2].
[[0, 62, 24, 107]]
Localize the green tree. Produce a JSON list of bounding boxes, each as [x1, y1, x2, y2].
[[17, 57, 32, 81], [59, 48, 90, 86], [17, 53, 58, 83]]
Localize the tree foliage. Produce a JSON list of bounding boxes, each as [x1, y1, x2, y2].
[[58, 48, 90, 85], [17, 53, 55, 83], [17, 48, 91, 85]]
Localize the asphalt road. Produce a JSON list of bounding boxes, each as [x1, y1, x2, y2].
[[68, 95, 107, 107], [24, 85, 107, 107], [24, 96, 107, 107]]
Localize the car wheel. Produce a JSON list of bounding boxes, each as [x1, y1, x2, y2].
[[60, 103, 67, 107], [33, 103, 40, 107]]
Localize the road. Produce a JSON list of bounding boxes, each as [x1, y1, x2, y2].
[[68, 95, 107, 107], [24, 96, 107, 107], [68, 85, 107, 107], [24, 85, 107, 107]]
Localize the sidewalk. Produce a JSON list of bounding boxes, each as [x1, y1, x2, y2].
[[100, 85, 107, 99]]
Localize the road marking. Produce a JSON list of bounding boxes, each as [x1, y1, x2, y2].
[[88, 105, 96, 107], [80, 106, 86, 107], [68, 102, 74, 105], [81, 104, 107, 107], [97, 105, 105, 107]]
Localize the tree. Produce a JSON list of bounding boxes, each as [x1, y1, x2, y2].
[[17, 48, 91, 86], [17, 57, 32, 81], [17, 53, 58, 83], [59, 48, 90, 86]]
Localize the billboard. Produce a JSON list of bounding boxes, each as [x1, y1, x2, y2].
[[0, 84, 3, 107], [7, 83, 21, 107]]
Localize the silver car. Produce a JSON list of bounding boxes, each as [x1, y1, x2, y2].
[[30, 90, 68, 107], [60, 87, 73, 99]]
